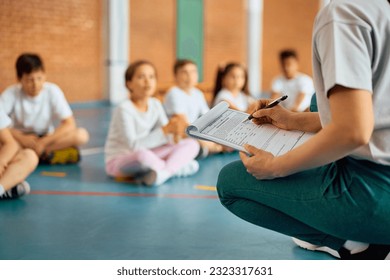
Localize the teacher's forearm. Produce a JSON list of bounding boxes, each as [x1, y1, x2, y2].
[[289, 112, 322, 133], [274, 122, 369, 177]]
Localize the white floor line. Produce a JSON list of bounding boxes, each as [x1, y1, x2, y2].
[[80, 147, 105, 156]]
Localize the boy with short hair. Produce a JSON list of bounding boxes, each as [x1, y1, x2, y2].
[[270, 49, 314, 112], [164, 59, 224, 156], [0, 53, 89, 164], [0, 107, 38, 199], [164, 59, 209, 123]]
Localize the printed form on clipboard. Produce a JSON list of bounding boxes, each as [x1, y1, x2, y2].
[[186, 101, 313, 156]]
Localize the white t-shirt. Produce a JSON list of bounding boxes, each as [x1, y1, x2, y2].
[[271, 73, 315, 112], [104, 98, 169, 162], [163, 86, 209, 123], [0, 108, 11, 130], [0, 82, 73, 135], [313, 0, 390, 165], [213, 89, 253, 111]]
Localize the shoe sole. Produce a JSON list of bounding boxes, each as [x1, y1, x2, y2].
[[292, 237, 340, 258], [21, 181, 31, 195]]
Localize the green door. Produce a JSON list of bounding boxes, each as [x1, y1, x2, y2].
[[176, 0, 204, 80]]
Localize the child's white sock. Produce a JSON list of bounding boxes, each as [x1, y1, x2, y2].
[[0, 184, 5, 195], [155, 170, 172, 186], [343, 240, 369, 254]]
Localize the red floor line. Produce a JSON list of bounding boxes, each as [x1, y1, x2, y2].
[[30, 190, 218, 199]]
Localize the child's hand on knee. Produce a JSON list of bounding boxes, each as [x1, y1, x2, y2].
[[19, 134, 39, 150], [34, 140, 46, 157]]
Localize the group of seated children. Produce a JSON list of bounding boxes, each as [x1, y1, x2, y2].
[[0, 50, 314, 198]]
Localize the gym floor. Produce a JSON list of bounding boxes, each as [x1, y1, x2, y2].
[[0, 103, 333, 260]]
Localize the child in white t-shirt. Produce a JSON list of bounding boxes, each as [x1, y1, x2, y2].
[[0, 107, 38, 200], [0, 53, 89, 164], [164, 59, 209, 123], [213, 62, 256, 113], [164, 59, 224, 156], [105, 60, 200, 186], [270, 49, 314, 112]]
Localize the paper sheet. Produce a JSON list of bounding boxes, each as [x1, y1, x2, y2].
[[187, 101, 312, 155]]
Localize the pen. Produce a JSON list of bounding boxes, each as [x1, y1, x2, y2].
[[246, 95, 288, 121]]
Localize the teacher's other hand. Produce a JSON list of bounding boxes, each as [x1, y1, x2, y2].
[[239, 144, 278, 180]]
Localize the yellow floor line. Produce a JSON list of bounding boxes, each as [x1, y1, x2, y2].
[[40, 171, 67, 177], [195, 185, 217, 191], [114, 177, 135, 183]]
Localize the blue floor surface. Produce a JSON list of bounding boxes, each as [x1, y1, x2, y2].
[[0, 104, 333, 260]]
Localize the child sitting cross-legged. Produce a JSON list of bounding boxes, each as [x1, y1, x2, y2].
[[163, 59, 224, 157], [0, 53, 90, 164], [0, 107, 38, 200], [104, 60, 200, 186]]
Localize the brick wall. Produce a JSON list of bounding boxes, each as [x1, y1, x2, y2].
[[128, 0, 248, 99], [203, 0, 319, 94], [0, 0, 320, 102], [129, 0, 176, 90], [0, 0, 103, 102], [263, 0, 319, 92], [129, 0, 318, 96], [203, 0, 247, 94]]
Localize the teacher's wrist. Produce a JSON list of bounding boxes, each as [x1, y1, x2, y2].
[[289, 112, 321, 132], [271, 156, 291, 178]]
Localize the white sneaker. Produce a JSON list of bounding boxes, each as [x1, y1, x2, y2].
[[0, 181, 31, 200], [174, 160, 199, 177], [292, 237, 340, 258], [154, 170, 171, 186]]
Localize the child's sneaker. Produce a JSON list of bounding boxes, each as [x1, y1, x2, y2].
[[41, 147, 81, 165], [174, 160, 199, 177], [0, 181, 31, 200], [196, 146, 209, 159]]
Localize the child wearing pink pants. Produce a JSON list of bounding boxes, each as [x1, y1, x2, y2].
[[104, 60, 200, 186]]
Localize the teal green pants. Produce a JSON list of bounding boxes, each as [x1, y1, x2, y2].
[[217, 157, 390, 250]]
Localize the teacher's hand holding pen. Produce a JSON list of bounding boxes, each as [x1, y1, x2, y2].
[[241, 95, 291, 180], [249, 95, 294, 130]]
